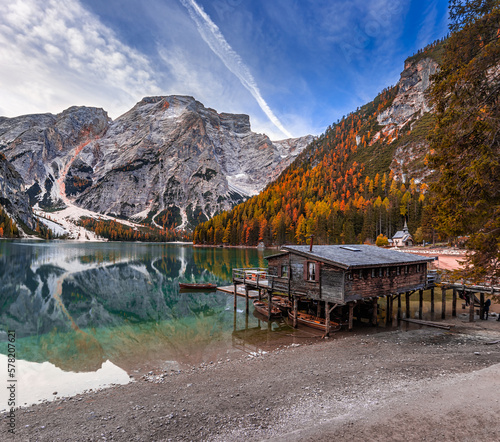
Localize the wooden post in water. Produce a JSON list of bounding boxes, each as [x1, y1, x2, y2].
[[397, 294, 402, 324], [419, 289, 423, 320], [480, 293, 485, 320], [234, 283, 238, 311], [245, 285, 249, 314], [452, 288, 457, 317], [325, 302, 331, 337], [430, 287, 435, 316], [348, 302, 354, 331], [441, 287, 446, 319], [293, 296, 298, 328], [405, 291, 411, 319], [372, 298, 378, 326], [469, 291, 475, 322]]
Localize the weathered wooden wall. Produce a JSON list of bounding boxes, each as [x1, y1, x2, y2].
[[344, 264, 427, 302], [288, 253, 321, 299], [266, 254, 290, 293], [267, 254, 428, 305], [321, 267, 344, 303], [267, 253, 321, 299]]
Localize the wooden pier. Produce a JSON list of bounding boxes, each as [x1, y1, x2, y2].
[[439, 282, 500, 322], [217, 284, 260, 298]]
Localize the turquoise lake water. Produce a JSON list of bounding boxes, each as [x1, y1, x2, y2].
[[0, 241, 295, 407]]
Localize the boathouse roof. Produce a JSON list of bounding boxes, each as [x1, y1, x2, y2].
[[271, 245, 433, 270]]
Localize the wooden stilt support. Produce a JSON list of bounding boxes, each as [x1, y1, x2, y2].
[[469, 292, 475, 322], [325, 302, 331, 337], [258, 288, 262, 301], [386, 296, 391, 326], [430, 287, 435, 316], [267, 290, 272, 319], [389, 295, 394, 325], [245, 285, 249, 314], [348, 302, 354, 331], [293, 297, 298, 328], [326, 303, 337, 335], [234, 283, 237, 311], [372, 298, 378, 326], [441, 287, 446, 319], [480, 293, 485, 320], [397, 294, 402, 324], [452, 288, 457, 317], [419, 289, 423, 320], [405, 291, 411, 319]]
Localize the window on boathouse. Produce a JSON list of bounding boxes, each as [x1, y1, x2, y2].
[[280, 265, 289, 278], [304, 261, 319, 281]]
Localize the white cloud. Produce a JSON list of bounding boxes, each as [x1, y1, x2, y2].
[[179, 0, 293, 139], [0, 0, 161, 118]]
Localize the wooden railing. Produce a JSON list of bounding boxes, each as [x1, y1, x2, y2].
[[427, 270, 439, 286], [232, 268, 268, 280], [232, 268, 290, 293]]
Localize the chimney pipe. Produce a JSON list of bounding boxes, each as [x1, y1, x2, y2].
[[309, 235, 314, 252]]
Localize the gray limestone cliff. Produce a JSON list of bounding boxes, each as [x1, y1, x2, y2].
[[74, 96, 312, 228], [0, 96, 312, 229], [377, 57, 439, 128], [374, 56, 440, 182], [0, 153, 34, 231], [0, 106, 110, 209]]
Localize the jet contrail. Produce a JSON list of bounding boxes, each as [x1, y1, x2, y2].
[[179, 0, 293, 139]]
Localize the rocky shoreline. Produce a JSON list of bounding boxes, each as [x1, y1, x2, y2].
[[4, 317, 500, 441]]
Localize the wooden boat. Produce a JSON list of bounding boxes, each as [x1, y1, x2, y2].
[[272, 296, 292, 311], [179, 283, 217, 290], [253, 300, 282, 318], [288, 310, 340, 331]]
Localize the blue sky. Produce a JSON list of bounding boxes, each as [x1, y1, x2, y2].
[[0, 0, 449, 140]]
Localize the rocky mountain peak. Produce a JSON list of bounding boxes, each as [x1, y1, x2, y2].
[[219, 113, 251, 134], [0, 96, 312, 233], [55, 106, 109, 142], [377, 57, 439, 128], [128, 95, 252, 135]]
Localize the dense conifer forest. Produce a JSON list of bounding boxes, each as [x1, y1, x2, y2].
[[194, 83, 429, 246], [77, 217, 191, 242]]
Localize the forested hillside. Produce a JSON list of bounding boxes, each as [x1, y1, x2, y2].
[[194, 82, 432, 246], [427, 0, 500, 284], [0, 206, 20, 238]]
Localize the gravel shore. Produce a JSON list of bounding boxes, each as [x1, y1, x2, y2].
[[5, 317, 500, 441]]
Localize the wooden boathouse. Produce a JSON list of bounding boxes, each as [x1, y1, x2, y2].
[[232, 244, 435, 334]]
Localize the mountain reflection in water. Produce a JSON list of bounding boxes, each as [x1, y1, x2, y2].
[[0, 241, 268, 373]]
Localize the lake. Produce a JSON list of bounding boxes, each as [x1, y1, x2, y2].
[[0, 241, 296, 409]]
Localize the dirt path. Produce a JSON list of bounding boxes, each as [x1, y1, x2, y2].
[[5, 317, 500, 441]]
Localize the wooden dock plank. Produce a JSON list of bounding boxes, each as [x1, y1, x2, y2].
[[217, 285, 259, 298]]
